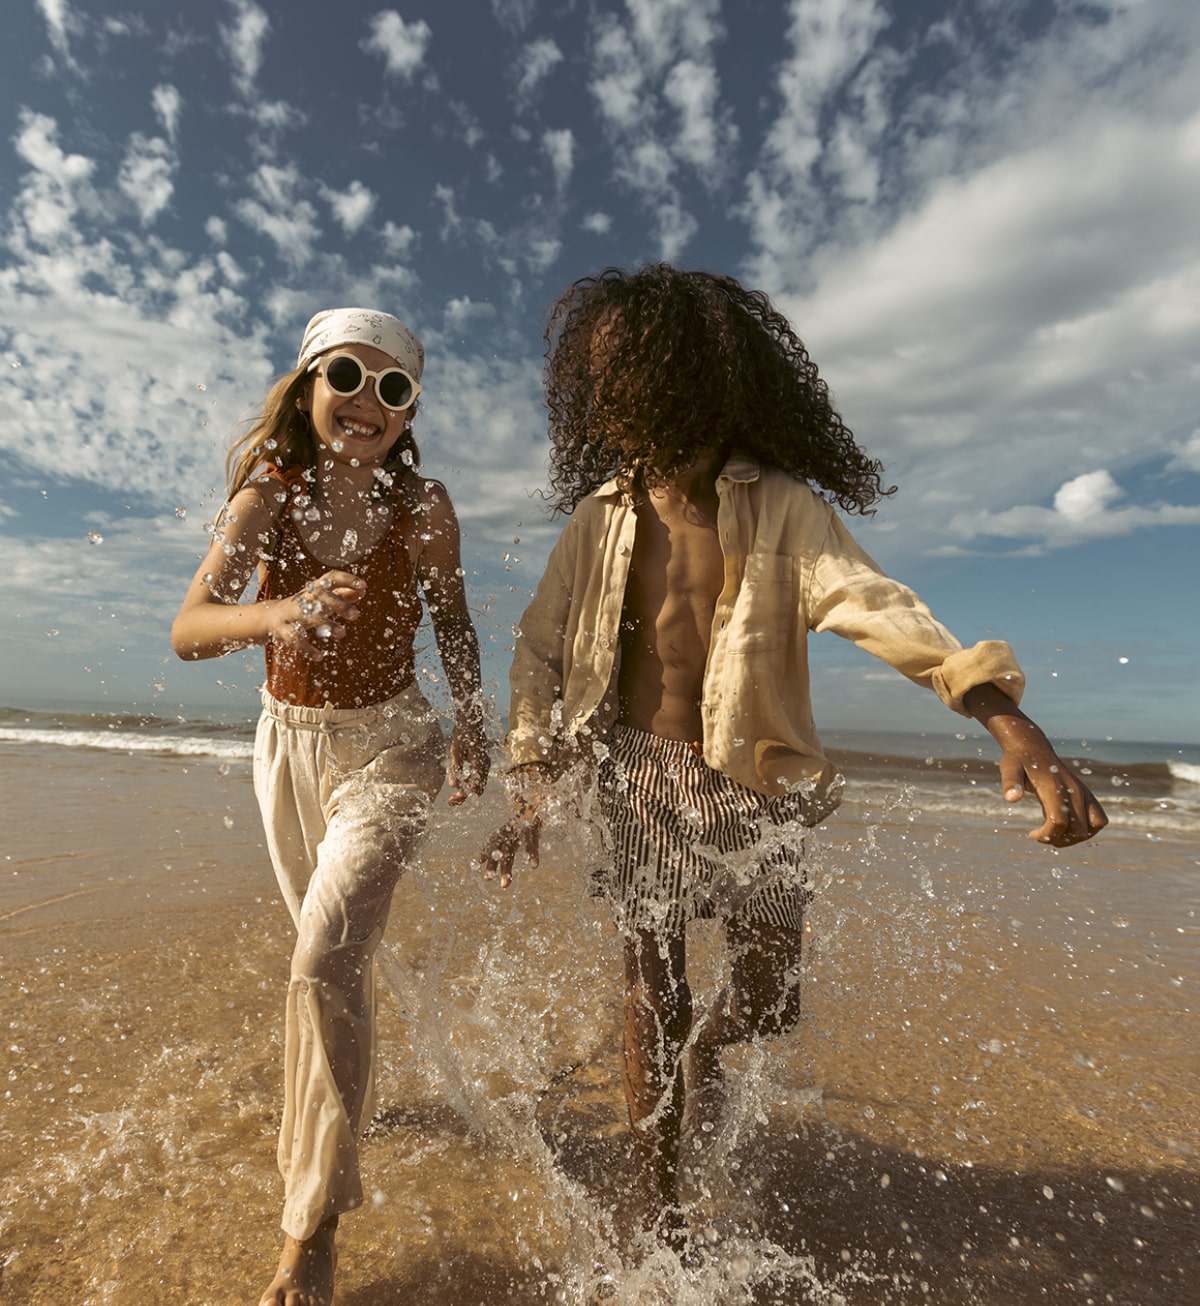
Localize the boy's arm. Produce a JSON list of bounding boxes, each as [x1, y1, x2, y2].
[[964, 683, 1108, 846]]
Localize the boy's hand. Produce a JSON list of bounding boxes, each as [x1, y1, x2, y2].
[[479, 765, 552, 886], [479, 812, 541, 888], [995, 730, 1108, 846], [965, 684, 1108, 847]]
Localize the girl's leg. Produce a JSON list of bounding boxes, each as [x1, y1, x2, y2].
[[621, 926, 693, 1244]]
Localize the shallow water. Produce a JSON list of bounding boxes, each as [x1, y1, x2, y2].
[[1, 742, 1197, 1304]]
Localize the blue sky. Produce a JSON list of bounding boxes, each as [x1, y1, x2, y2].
[[1, 0, 1198, 745]]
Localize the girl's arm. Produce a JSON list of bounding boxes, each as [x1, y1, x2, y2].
[[171, 485, 364, 662], [410, 479, 490, 803]]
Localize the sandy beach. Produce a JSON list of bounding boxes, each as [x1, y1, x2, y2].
[[1, 730, 1197, 1305]]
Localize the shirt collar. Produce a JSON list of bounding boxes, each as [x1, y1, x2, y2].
[[593, 451, 761, 500]]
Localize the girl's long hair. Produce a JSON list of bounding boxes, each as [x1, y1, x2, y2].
[[224, 366, 421, 499], [541, 263, 895, 514]]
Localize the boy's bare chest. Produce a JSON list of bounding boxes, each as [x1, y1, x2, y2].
[[624, 498, 723, 634]]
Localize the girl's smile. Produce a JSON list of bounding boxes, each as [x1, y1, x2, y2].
[[308, 342, 413, 467]]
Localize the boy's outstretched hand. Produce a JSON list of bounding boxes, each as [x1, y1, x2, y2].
[[478, 764, 552, 887], [964, 683, 1108, 847]]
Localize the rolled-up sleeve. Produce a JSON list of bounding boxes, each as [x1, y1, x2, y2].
[[807, 512, 1025, 717]]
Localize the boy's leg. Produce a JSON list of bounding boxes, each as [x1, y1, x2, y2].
[[689, 916, 804, 1095], [622, 926, 693, 1240]]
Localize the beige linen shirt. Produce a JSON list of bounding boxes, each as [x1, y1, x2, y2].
[[507, 454, 1025, 814]]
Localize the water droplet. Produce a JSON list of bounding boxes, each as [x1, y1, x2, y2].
[[175, 506, 187, 519], [44, 629, 60, 638], [1043, 1185, 1055, 1199], [1105, 1175, 1125, 1193], [222, 815, 234, 829], [1117, 656, 1129, 665], [315, 623, 333, 639], [87, 531, 103, 545], [331, 439, 345, 452]]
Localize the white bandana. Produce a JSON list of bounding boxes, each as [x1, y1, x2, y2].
[[297, 308, 424, 379]]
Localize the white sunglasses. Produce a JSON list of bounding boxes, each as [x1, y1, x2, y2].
[[309, 352, 421, 412]]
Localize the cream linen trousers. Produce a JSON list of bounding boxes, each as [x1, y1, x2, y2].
[[253, 683, 445, 1240]]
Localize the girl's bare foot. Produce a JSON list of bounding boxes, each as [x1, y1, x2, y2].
[[258, 1218, 337, 1306]]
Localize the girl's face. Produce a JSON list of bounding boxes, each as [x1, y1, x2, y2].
[[304, 342, 416, 470]]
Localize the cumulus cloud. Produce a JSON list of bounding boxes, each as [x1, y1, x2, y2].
[[117, 133, 176, 226], [380, 221, 418, 257], [1167, 430, 1200, 474], [517, 36, 563, 99], [151, 84, 183, 143], [36, 0, 79, 65], [319, 179, 377, 235], [234, 163, 322, 265], [947, 470, 1200, 550], [542, 128, 574, 191], [362, 11, 433, 80], [585, 0, 728, 258], [220, 0, 270, 99]]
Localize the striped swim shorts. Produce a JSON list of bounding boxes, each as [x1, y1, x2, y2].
[[595, 725, 809, 937]]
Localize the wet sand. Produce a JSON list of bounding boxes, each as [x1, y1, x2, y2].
[[1, 742, 1197, 1304]]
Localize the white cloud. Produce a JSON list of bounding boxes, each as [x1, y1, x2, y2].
[[1054, 471, 1123, 522], [517, 37, 563, 99], [234, 164, 322, 265], [220, 0, 271, 99], [1167, 430, 1200, 474], [380, 221, 417, 257], [36, 0, 78, 65], [444, 298, 497, 333], [152, 84, 183, 143], [13, 110, 93, 186], [117, 133, 176, 226], [591, 17, 650, 131], [581, 212, 612, 235], [319, 180, 377, 235], [586, 1, 728, 259], [524, 237, 561, 274], [947, 471, 1200, 550], [362, 11, 432, 80], [663, 58, 736, 174], [542, 128, 574, 191]]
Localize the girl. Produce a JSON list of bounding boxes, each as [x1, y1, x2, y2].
[[173, 307, 490, 1306]]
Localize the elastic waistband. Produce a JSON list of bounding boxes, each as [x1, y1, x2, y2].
[[259, 680, 425, 731], [610, 723, 708, 767]]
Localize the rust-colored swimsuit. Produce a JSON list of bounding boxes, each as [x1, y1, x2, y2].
[[257, 466, 423, 708]]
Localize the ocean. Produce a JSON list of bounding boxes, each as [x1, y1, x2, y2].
[[1, 702, 1197, 1304]]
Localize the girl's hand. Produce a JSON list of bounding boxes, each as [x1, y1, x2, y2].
[[268, 570, 365, 659], [447, 720, 491, 805]]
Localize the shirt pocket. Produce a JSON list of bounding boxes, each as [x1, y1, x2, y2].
[[721, 552, 796, 653]]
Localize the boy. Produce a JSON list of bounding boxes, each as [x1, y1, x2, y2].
[[481, 264, 1107, 1255]]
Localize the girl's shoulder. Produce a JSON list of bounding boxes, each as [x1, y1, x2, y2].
[[221, 463, 305, 534], [392, 471, 457, 523]]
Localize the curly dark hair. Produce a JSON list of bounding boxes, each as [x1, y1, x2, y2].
[[541, 263, 895, 514]]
